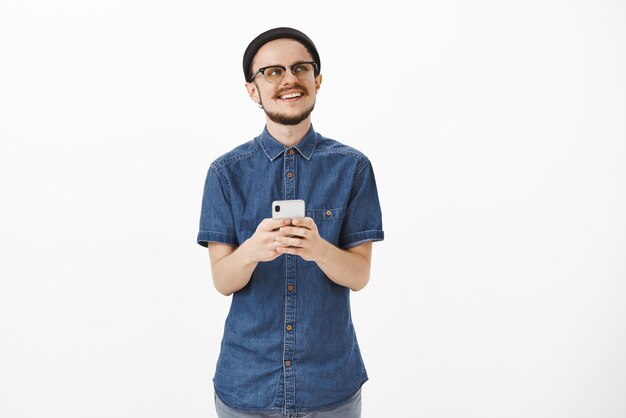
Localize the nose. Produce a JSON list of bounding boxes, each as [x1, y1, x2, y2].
[[281, 67, 299, 85]]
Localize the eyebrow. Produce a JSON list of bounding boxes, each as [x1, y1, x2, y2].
[[260, 60, 313, 68]]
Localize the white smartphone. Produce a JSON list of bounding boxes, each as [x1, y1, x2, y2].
[[272, 199, 305, 220]]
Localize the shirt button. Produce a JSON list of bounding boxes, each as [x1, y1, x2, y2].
[[286, 324, 293, 331], [286, 172, 293, 179], [289, 149, 295, 155], [287, 285, 294, 292], [325, 210, 331, 216], [285, 360, 291, 367]]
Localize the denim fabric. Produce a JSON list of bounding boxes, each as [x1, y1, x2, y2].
[[197, 125, 384, 414], [214, 388, 362, 418]]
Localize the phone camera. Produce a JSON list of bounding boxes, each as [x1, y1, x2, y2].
[[274, 205, 280, 212]]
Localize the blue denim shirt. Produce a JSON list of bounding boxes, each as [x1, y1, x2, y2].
[[197, 125, 384, 414]]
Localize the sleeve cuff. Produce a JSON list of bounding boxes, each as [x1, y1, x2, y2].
[[197, 230, 238, 247], [339, 230, 385, 249]]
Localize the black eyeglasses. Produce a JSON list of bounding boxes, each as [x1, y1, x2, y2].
[[251, 61, 318, 83]]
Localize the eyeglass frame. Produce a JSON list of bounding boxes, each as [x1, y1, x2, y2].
[[249, 61, 319, 83]]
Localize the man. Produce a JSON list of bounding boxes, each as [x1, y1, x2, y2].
[[197, 27, 384, 417]]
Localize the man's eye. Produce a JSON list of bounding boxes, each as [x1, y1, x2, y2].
[[267, 68, 283, 77], [293, 64, 307, 73]]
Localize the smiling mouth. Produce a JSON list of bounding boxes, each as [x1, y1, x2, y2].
[[277, 92, 304, 101]]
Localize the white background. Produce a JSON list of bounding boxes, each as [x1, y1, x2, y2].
[[1, 1, 625, 417]]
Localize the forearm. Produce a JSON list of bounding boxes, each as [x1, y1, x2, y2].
[[316, 241, 370, 291], [211, 241, 258, 296]]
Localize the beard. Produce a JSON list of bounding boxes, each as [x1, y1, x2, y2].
[[256, 81, 316, 126], [262, 100, 316, 125]]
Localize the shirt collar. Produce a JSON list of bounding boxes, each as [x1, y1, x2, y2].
[[257, 124, 318, 161]]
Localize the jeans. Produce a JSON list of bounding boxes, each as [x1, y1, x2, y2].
[[214, 388, 362, 418]]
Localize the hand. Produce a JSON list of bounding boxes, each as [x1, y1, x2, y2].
[[242, 218, 293, 263], [274, 217, 329, 262]]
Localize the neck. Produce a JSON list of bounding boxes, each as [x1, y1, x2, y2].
[[265, 118, 312, 147]]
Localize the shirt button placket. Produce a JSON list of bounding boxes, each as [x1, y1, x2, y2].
[[283, 148, 297, 413]]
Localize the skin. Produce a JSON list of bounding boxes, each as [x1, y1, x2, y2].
[[245, 38, 322, 146], [208, 38, 373, 296]]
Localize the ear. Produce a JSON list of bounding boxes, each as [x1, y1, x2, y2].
[[314, 73, 323, 94], [245, 82, 261, 105]]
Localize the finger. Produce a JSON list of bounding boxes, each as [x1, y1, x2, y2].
[[264, 217, 292, 231], [276, 245, 299, 255], [275, 236, 303, 248], [292, 217, 316, 233], [278, 226, 309, 237], [292, 217, 314, 228], [275, 236, 301, 247]]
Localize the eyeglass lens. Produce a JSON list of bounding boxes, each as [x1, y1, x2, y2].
[[262, 63, 315, 83]]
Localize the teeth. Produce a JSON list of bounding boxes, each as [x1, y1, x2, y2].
[[280, 92, 302, 99]]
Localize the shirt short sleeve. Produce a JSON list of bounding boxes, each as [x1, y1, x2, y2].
[[339, 158, 385, 249], [197, 163, 239, 247]]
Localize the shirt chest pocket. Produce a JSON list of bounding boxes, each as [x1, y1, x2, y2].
[[306, 206, 346, 245]]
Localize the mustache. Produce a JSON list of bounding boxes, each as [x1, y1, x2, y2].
[[273, 84, 308, 99]]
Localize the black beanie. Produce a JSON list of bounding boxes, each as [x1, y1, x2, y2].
[[243, 27, 321, 82]]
